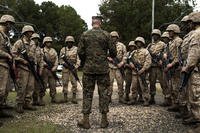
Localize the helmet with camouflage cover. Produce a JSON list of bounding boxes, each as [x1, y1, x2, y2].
[[188, 12, 200, 23], [135, 37, 145, 44], [0, 14, 15, 24], [110, 31, 119, 38], [43, 37, 53, 44], [166, 24, 180, 33], [128, 41, 136, 47], [65, 36, 75, 42], [161, 32, 170, 39], [151, 29, 161, 36], [22, 25, 34, 34], [31, 33, 40, 40], [181, 15, 189, 22]]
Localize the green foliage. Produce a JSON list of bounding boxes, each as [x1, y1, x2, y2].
[[99, 0, 196, 45], [0, 0, 87, 53]]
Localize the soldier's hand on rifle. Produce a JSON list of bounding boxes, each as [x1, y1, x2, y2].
[[181, 66, 187, 72], [6, 53, 12, 60], [51, 67, 57, 72], [117, 62, 124, 68], [22, 60, 28, 65], [163, 53, 168, 60], [167, 63, 173, 69], [138, 69, 145, 75], [107, 57, 113, 62], [39, 69, 43, 76], [159, 60, 162, 66], [130, 62, 136, 70]]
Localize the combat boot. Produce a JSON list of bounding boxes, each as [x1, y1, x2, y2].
[[16, 103, 24, 114], [182, 117, 200, 125], [138, 95, 144, 103], [71, 93, 78, 104], [124, 93, 130, 101], [119, 96, 125, 104], [143, 101, 150, 106], [23, 104, 37, 111], [77, 114, 91, 129], [38, 96, 45, 106], [127, 98, 136, 105], [2, 104, 14, 110], [101, 113, 109, 128], [51, 96, 57, 103], [160, 98, 172, 107], [0, 108, 13, 118], [64, 93, 68, 103], [32, 95, 39, 106], [167, 104, 179, 112], [149, 95, 155, 105], [175, 106, 188, 119]]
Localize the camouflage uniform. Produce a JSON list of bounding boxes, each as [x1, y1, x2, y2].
[[59, 36, 80, 102], [78, 27, 117, 115], [166, 24, 183, 108], [183, 12, 200, 124], [109, 31, 126, 102], [178, 31, 194, 110], [41, 38, 58, 100], [12, 25, 35, 111], [161, 32, 173, 104], [0, 27, 11, 106], [130, 37, 151, 105], [30, 33, 44, 105], [148, 36, 168, 103]]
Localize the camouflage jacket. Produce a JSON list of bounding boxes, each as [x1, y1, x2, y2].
[[147, 40, 165, 66], [181, 31, 194, 63], [186, 26, 200, 69], [12, 36, 34, 71], [131, 48, 152, 74], [42, 46, 58, 71], [59, 46, 80, 72], [167, 36, 183, 66], [29, 40, 44, 72], [78, 27, 117, 74], [109, 41, 127, 69], [0, 27, 11, 68]]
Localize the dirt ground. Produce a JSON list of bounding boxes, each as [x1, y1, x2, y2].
[[0, 81, 198, 133]]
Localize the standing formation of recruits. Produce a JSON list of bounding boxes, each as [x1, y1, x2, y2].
[[0, 11, 200, 129]]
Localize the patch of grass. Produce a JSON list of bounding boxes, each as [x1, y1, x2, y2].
[[3, 92, 73, 133], [0, 118, 71, 133]]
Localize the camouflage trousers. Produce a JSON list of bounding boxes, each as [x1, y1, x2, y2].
[[81, 73, 110, 114], [178, 77, 191, 107], [109, 68, 124, 98], [62, 70, 77, 94], [41, 68, 56, 98], [32, 78, 45, 102], [171, 70, 181, 104], [0, 66, 9, 104], [16, 68, 34, 104], [124, 68, 132, 95], [149, 67, 168, 98], [188, 71, 200, 120], [131, 73, 150, 102]]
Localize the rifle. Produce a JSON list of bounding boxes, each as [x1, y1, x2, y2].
[[60, 54, 83, 88], [163, 43, 177, 80], [129, 57, 147, 86], [43, 54, 62, 86], [148, 48, 163, 65], [110, 57, 125, 78], [179, 67, 194, 92], [20, 47, 45, 90], [3, 41, 19, 90]]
